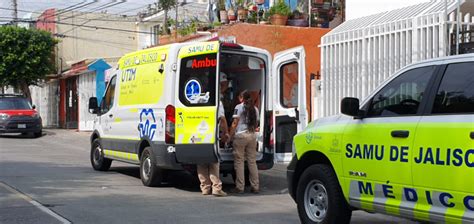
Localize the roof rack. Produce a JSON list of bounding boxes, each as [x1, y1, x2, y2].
[[0, 93, 25, 98]]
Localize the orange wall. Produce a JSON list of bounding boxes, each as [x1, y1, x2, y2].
[[218, 24, 330, 118]]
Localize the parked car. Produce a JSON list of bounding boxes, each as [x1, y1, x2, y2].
[[0, 94, 42, 137]]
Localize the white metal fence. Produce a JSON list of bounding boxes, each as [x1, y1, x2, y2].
[[317, 0, 474, 118]]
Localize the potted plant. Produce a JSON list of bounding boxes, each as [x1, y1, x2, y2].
[[218, 0, 228, 24], [268, 0, 291, 26], [237, 0, 247, 22], [287, 10, 309, 27], [228, 6, 237, 22]]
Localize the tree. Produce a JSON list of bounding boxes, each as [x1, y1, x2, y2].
[[0, 26, 56, 100], [159, 0, 177, 35]]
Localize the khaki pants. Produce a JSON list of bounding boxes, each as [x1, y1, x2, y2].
[[233, 132, 259, 191], [197, 163, 222, 194]]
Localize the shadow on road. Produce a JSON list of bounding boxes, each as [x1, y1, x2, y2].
[[110, 165, 288, 196], [0, 130, 54, 139]]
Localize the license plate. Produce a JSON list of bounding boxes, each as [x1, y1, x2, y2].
[[17, 124, 26, 128]]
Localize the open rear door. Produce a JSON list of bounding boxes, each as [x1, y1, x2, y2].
[[174, 41, 220, 164], [272, 46, 308, 163]]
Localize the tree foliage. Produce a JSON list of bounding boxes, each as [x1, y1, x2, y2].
[[159, 0, 177, 35], [0, 26, 56, 98]]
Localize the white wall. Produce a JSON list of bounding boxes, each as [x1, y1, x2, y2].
[[78, 72, 96, 131], [30, 81, 59, 128]]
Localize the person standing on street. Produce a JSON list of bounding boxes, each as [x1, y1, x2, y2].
[[230, 90, 260, 194], [196, 73, 230, 197]]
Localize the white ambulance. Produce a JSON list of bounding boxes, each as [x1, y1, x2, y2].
[[88, 41, 308, 186]]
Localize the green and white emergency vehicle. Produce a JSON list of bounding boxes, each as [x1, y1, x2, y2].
[[288, 54, 474, 223], [88, 40, 309, 186]]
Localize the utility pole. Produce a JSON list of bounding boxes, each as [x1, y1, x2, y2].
[[175, 0, 178, 40], [12, 0, 18, 26]]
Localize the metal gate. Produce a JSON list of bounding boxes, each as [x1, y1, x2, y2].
[[65, 76, 78, 129]]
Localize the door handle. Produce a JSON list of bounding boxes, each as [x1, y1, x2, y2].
[[391, 130, 409, 138], [109, 114, 113, 118], [471, 132, 474, 140]]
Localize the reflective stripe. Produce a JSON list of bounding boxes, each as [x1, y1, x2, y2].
[[347, 180, 474, 223], [103, 149, 139, 162]]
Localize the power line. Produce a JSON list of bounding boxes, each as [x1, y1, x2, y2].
[[7, 18, 154, 35]]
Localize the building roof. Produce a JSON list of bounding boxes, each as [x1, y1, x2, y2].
[[328, 0, 470, 35]]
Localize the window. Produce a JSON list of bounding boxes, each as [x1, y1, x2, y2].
[[101, 76, 117, 114], [432, 62, 474, 114], [178, 54, 217, 107], [150, 25, 160, 46], [280, 62, 299, 108], [0, 98, 31, 110], [366, 66, 435, 117]]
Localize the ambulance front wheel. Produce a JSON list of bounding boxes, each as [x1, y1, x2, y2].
[[296, 164, 352, 224], [90, 139, 112, 171], [140, 147, 164, 187]]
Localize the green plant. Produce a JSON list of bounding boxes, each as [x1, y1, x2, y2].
[[217, 0, 226, 11], [236, 0, 246, 9], [177, 20, 198, 36], [268, 0, 291, 17], [0, 26, 56, 101], [211, 21, 222, 28], [247, 11, 257, 23]]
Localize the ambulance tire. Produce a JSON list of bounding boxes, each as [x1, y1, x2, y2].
[[296, 164, 352, 224], [90, 139, 112, 171], [140, 147, 164, 187]]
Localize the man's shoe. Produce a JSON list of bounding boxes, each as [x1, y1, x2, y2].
[[230, 188, 244, 194], [250, 188, 259, 194], [212, 190, 227, 197]]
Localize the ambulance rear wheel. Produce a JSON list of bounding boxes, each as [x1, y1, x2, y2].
[[140, 147, 164, 187], [296, 164, 351, 224], [90, 139, 112, 171]]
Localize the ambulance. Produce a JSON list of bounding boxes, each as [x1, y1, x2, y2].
[[88, 40, 309, 186], [287, 54, 474, 223]]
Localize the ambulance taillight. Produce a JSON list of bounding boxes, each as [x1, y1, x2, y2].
[[165, 105, 175, 144]]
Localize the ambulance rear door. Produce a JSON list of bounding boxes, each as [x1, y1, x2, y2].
[[173, 41, 220, 164], [272, 46, 308, 163]]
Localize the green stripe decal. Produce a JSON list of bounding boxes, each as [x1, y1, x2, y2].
[[104, 149, 139, 162]]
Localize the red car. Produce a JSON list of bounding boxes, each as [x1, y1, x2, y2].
[[0, 94, 42, 137]]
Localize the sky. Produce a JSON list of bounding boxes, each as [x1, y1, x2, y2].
[[0, 0, 433, 23], [346, 0, 431, 20], [0, 0, 158, 22]]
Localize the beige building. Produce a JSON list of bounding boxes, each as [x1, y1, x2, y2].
[[54, 12, 138, 70]]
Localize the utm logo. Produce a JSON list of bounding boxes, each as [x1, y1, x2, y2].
[[138, 108, 157, 140]]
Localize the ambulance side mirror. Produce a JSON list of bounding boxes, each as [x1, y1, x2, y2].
[[88, 97, 99, 114], [341, 97, 362, 119]]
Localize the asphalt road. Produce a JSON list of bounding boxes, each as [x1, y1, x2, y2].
[[0, 129, 417, 224]]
